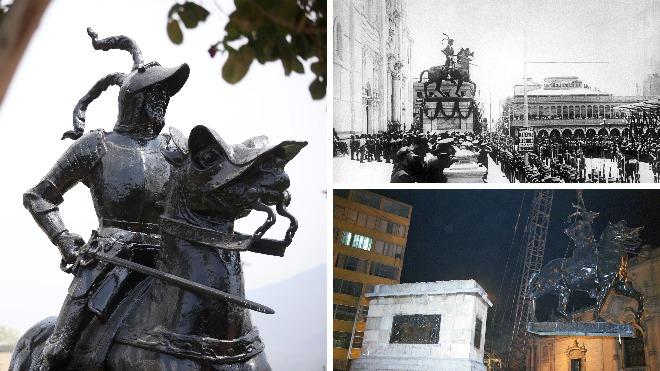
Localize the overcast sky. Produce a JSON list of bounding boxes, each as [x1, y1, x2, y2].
[[0, 0, 326, 334], [407, 0, 660, 127]]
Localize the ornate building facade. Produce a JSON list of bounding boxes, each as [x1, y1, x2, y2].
[[504, 77, 654, 138], [333, 0, 413, 136], [528, 247, 660, 371]]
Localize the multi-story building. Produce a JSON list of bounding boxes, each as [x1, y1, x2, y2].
[[333, 0, 414, 136], [333, 190, 412, 371], [504, 76, 655, 138]]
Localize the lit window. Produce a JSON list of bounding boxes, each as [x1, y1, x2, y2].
[[340, 231, 353, 246], [351, 234, 373, 251]]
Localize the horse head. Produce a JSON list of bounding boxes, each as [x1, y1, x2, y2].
[[599, 220, 643, 255], [162, 125, 307, 256]]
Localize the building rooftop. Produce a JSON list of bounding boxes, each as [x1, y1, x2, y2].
[[528, 322, 634, 337], [513, 76, 612, 96], [517, 87, 610, 97]]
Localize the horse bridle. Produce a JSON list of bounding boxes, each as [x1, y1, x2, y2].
[[159, 190, 298, 257]]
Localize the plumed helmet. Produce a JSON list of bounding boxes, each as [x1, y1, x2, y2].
[[64, 27, 189, 140]]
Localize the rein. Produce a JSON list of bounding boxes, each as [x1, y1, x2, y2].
[[159, 197, 298, 257], [160, 216, 254, 251]]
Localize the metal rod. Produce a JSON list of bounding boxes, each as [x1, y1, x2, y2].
[[88, 250, 275, 314]]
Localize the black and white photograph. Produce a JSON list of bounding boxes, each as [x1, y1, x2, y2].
[[332, 0, 660, 183]]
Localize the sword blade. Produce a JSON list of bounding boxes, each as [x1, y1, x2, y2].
[[89, 250, 274, 314]]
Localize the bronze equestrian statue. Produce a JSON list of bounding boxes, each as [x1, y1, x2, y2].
[[419, 47, 474, 98], [11, 28, 305, 371], [528, 193, 644, 323]]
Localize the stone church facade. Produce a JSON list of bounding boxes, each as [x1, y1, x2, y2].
[[333, 0, 413, 137]]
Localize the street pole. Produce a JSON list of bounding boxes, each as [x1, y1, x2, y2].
[[489, 91, 492, 133], [523, 31, 529, 166]]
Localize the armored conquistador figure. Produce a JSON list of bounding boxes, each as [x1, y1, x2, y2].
[[442, 38, 455, 69], [11, 25, 307, 371], [23, 28, 189, 370]]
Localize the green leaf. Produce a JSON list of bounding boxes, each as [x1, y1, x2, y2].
[[179, 2, 210, 28], [185, 2, 209, 20], [167, 4, 179, 18], [291, 57, 304, 73], [179, 10, 198, 28], [278, 40, 296, 75], [269, 0, 300, 21], [309, 77, 325, 100], [167, 19, 184, 44], [222, 45, 255, 84], [230, 2, 262, 33]]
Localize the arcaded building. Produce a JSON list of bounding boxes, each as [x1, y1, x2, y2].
[[333, 0, 414, 136], [527, 247, 660, 371], [333, 190, 412, 370], [505, 77, 653, 138]]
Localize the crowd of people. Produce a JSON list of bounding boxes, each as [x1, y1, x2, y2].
[[334, 129, 490, 183], [334, 129, 660, 183], [487, 133, 660, 183]]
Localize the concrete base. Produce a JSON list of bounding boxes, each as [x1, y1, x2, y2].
[[445, 162, 487, 183], [527, 321, 634, 337], [444, 149, 486, 183], [351, 356, 486, 371], [351, 281, 492, 371]]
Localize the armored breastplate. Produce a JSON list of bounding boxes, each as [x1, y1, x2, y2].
[[90, 132, 170, 228]]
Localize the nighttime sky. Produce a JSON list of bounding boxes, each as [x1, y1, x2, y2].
[[371, 189, 660, 316]]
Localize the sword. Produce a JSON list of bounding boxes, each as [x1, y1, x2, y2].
[[72, 247, 275, 314]]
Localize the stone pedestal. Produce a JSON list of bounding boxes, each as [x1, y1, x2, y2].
[[444, 149, 487, 183], [351, 280, 492, 371]]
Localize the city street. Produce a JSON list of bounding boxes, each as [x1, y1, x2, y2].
[[333, 154, 511, 183], [333, 156, 393, 183], [334, 153, 656, 184]]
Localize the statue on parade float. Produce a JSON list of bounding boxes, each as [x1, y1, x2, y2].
[[10, 28, 306, 371], [528, 191, 645, 324]]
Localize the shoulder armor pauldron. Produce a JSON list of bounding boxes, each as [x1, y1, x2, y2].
[[51, 129, 107, 186]]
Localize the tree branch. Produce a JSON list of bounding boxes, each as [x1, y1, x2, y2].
[[246, 0, 325, 35], [0, 0, 51, 105]]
